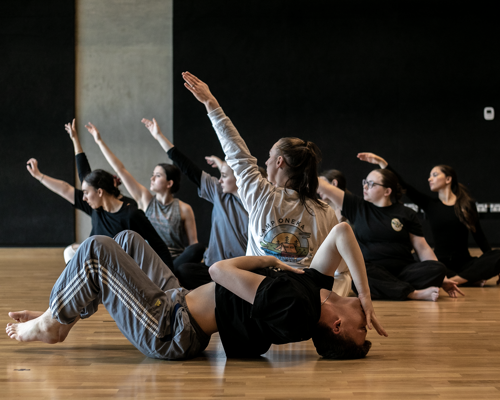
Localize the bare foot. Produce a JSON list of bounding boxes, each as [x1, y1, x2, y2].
[[6, 309, 76, 344], [408, 287, 440, 302], [9, 310, 44, 323]]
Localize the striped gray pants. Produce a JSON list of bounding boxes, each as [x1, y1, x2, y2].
[[49, 230, 210, 360]]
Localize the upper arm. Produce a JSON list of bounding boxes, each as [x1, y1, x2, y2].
[[179, 201, 198, 244], [209, 262, 266, 304], [116, 168, 153, 210], [317, 179, 345, 210]]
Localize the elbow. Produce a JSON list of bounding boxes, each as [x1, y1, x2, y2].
[[208, 262, 222, 282]]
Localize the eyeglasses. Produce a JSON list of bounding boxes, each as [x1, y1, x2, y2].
[[362, 179, 386, 189]]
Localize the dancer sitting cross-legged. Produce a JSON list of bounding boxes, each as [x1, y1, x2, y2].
[[83, 121, 205, 269], [7, 224, 387, 360], [318, 166, 464, 301]]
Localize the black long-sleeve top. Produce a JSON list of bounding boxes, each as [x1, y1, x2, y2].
[[76, 152, 137, 207], [167, 147, 203, 188], [386, 165, 491, 268]]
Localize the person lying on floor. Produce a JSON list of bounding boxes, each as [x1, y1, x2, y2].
[[6, 225, 387, 360]]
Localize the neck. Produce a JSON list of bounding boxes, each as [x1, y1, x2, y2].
[[372, 197, 392, 207], [156, 191, 174, 205], [438, 186, 456, 205], [102, 196, 123, 213]]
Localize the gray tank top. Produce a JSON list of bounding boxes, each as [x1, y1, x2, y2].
[[145, 197, 186, 258]]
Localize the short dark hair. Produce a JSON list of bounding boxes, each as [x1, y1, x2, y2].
[[311, 321, 372, 359], [157, 163, 181, 194], [320, 169, 347, 191], [83, 169, 121, 198]]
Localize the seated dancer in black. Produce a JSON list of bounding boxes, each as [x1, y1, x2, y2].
[[141, 117, 249, 289], [26, 158, 173, 269], [64, 119, 137, 261], [358, 152, 500, 286], [318, 167, 464, 301], [7, 224, 387, 360]]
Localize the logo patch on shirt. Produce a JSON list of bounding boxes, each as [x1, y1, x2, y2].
[[260, 223, 312, 264], [391, 218, 403, 232], [155, 300, 162, 307]]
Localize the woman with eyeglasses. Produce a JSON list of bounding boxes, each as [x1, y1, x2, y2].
[[358, 152, 500, 287], [317, 167, 463, 301]]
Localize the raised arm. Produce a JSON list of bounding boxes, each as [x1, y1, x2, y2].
[[26, 158, 74, 204], [85, 122, 152, 210], [182, 71, 273, 211], [209, 256, 303, 304], [205, 155, 225, 171], [317, 177, 345, 209], [143, 118, 204, 188], [65, 119, 83, 155], [358, 152, 431, 208], [310, 223, 387, 336], [141, 118, 174, 153]]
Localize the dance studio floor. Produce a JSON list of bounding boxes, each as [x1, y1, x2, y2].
[[1, 248, 499, 399]]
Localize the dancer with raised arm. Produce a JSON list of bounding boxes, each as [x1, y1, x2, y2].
[[63, 119, 137, 261], [26, 159, 173, 269], [358, 152, 500, 286], [141, 117, 248, 289], [7, 223, 387, 360], [181, 72, 340, 279], [82, 122, 205, 268], [317, 163, 464, 301]]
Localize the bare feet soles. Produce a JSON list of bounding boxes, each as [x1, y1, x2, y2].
[[408, 287, 440, 302], [9, 310, 44, 323], [6, 309, 76, 344]]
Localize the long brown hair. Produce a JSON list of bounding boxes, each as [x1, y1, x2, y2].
[[275, 137, 327, 214], [436, 165, 477, 232]]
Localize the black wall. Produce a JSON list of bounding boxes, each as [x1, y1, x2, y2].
[[0, 1, 75, 246], [173, 0, 500, 246]]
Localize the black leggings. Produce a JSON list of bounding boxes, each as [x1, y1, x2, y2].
[[443, 249, 500, 283], [361, 260, 446, 301], [172, 243, 206, 270], [173, 262, 211, 290]]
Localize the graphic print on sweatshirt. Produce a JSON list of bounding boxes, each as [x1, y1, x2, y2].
[[260, 220, 312, 264]]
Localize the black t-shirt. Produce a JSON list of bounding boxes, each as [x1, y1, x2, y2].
[[214, 268, 334, 358], [386, 165, 491, 268], [342, 192, 424, 268], [74, 189, 173, 268]]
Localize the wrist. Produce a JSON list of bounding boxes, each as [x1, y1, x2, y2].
[[204, 98, 220, 113]]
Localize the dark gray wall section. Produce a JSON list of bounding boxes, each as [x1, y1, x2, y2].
[[174, 0, 500, 246], [0, 1, 75, 246]]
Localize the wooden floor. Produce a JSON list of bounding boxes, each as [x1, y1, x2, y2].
[[1, 248, 499, 399]]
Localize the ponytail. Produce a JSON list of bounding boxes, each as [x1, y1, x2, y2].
[[436, 165, 477, 232], [275, 137, 327, 214]]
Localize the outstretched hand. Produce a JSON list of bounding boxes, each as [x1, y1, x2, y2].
[[85, 122, 102, 143], [357, 152, 388, 168], [65, 119, 78, 140], [26, 158, 42, 180], [205, 155, 224, 169], [182, 72, 220, 112], [442, 278, 465, 298], [358, 293, 388, 337], [141, 118, 162, 140]]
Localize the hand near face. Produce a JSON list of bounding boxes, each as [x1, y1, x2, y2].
[[358, 293, 388, 337]]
